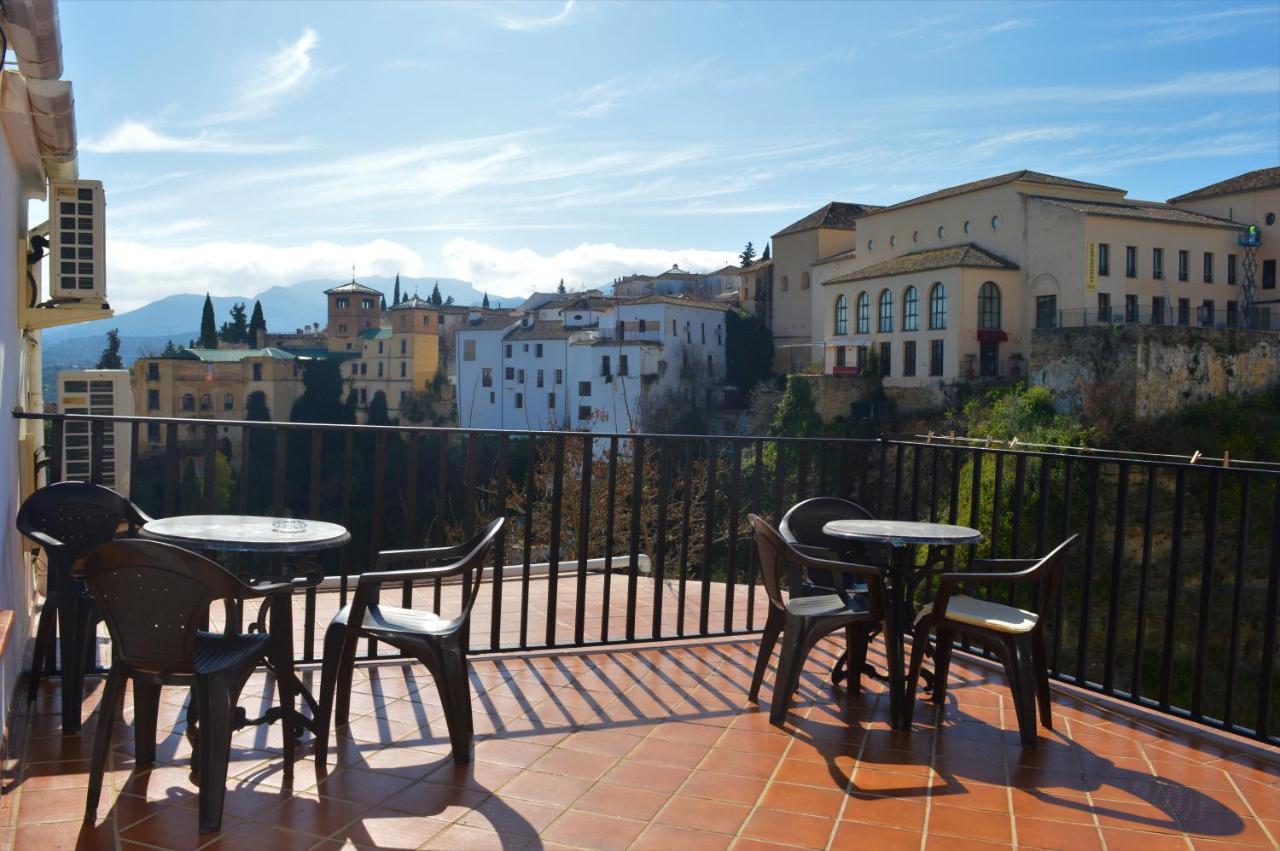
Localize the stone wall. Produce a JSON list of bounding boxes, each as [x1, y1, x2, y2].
[[1031, 326, 1280, 424], [791, 374, 881, 423]]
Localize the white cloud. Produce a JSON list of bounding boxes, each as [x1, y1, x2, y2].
[[987, 19, 1035, 34], [81, 121, 302, 154], [559, 79, 625, 118], [206, 28, 320, 124], [471, 0, 575, 32], [106, 238, 427, 310], [439, 238, 738, 299]]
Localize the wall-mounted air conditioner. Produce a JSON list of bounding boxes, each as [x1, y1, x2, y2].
[[57, 369, 132, 494], [48, 179, 106, 302]]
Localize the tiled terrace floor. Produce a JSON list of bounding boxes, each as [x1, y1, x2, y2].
[[3, 608, 1278, 849]]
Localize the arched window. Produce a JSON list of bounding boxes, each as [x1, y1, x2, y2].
[[903, 286, 919, 331], [181, 394, 195, 412], [856, 292, 870, 334], [834, 294, 848, 335], [978, 281, 1001, 330], [199, 394, 213, 412], [223, 393, 234, 411], [878, 289, 893, 333], [928, 283, 947, 330]]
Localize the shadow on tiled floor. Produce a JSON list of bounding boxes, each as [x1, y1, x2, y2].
[[2, 633, 1277, 850]]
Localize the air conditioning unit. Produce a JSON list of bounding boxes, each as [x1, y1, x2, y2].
[[57, 369, 132, 494], [48, 179, 106, 302]]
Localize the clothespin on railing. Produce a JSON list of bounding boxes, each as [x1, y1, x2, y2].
[[985, 435, 993, 448], [1009, 436, 1020, 449], [1190, 450, 1202, 465], [926, 431, 935, 444], [1222, 451, 1230, 468]]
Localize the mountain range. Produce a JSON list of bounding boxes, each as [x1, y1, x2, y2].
[[41, 275, 485, 371]]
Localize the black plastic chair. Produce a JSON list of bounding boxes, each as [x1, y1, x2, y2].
[[315, 518, 504, 769], [15, 482, 152, 730], [79, 540, 297, 832], [747, 514, 885, 725], [906, 535, 1078, 747]]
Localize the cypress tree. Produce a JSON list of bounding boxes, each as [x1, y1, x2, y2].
[[739, 241, 756, 268], [557, 278, 567, 294], [248, 301, 267, 347], [96, 328, 123, 369], [482, 292, 490, 308], [430, 282, 443, 307], [392, 274, 401, 306], [199, 294, 218, 348], [761, 244, 771, 261]]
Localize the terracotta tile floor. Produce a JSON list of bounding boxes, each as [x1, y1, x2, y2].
[[3, 585, 1278, 850]]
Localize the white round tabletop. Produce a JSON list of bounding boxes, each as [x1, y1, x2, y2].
[[822, 518, 983, 548], [140, 515, 351, 554]]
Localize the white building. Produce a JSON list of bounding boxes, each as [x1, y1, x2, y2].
[[455, 296, 729, 433], [612, 264, 740, 300]]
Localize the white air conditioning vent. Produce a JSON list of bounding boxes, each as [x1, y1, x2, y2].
[[57, 369, 132, 494], [49, 179, 106, 301]]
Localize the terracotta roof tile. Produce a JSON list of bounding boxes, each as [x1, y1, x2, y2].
[[823, 243, 1018, 285], [1028, 195, 1240, 228], [866, 170, 1124, 217], [773, 202, 884, 238], [1168, 166, 1280, 204]]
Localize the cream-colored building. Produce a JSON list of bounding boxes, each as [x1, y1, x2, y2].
[[767, 202, 881, 373], [132, 347, 303, 458], [807, 169, 1277, 390]]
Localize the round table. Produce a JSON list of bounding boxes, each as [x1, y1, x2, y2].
[[823, 519, 983, 730], [139, 514, 351, 737]]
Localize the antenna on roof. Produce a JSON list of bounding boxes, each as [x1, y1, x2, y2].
[[351, 264, 356, 282]]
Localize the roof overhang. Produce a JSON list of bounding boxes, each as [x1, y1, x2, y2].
[[0, 72, 48, 199], [1, 0, 64, 80]]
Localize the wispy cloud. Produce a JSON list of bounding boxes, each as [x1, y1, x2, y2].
[[205, 28, 320, 124], [558, 78, 625, 118], [81, 121, 304, 154], [1116, 5, 1277, 47], [469, 0, 576, 32]]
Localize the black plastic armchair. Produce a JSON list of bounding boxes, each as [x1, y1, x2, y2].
[[15, 481, 152, 730], [747, 515, 886, 725], [906, 534, 1078, 747], [315, 518, 504, 769], [79, 540, 296, 833]]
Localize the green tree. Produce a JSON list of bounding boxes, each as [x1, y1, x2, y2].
[[430, 282, 443, 306], [557, 278, 567, 294], [739, 241, 756, 268], [380, 295, 388, 311], [96, 328, 123, 369], [392, 274, 401, 306], [367, 391, 392, 425], [724, 309, 773, 389], [161, 339, 178, 356], [220, 302, 249, 344], [179, 458, 202, 511], [761, 243, 770, 261], [290, 359, 351, 426], [482, 292, 490, 308], [770, 375, 821, 438], [445, 294, 455, 305], [199, 294, 218, 348], [248, 300, 267, 347]]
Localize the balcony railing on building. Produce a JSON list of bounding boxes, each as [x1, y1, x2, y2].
[[1045, 305, 1277, 331], [14, 410, 1280, 748]]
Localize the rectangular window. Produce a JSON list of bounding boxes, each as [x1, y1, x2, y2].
[[903, 341, 916, 377], [377, 362, 384, 378], [482, 368, 492, 387], [929, 340, 944, 377], [1152, 296, 1166, 325], [1178, 250, 1189, 281], [515, 393, 523, 409], [555, 369, 563, 384], [1097, 243, 1110, 276], [879, 342, 891, 376], [601, 355, 611, 376], [1265, 259, 1277, 289], [578, 405, 592, 420], [1228, 254, 1237, 286], [147, 422, 160, 443], [505, 366, 514, 381], [253, 363, 263, 381], [1125, 245, 1137, 278], [463, 340, 476, 361], [671, 319, 677, 336], [1178, 298, 1190, 326], [147, 389, 159, 410], [701, 323, 706, 344], [505, 344, 512, 358], [377, 341, 384, 354], [400, 339, 407, 354], [1097, 292, 1111, 323], [400, 362, 406, 377], [223, 394, 234, 411], [548, 392, 556, 409], [536, 343, 543, 357], [147, 363, 159, 381], [855, 345, 868, 371], [1203, 252, 1214, 283], [1227, 301, 1238, 327], [1035, 295, 1057, 329], [360, 363, 367, 375], [1125, 294, 1138, 323], [517, 369, 525, 383], [1153, 248, 1164, 279], [619, 355, 629, 376], [578, 381, 591, 396], [1201, 299, 1214, 327], [360, 388, 367, 403], [536, 369, 544, 388]]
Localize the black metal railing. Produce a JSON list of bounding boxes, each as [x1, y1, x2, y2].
[[1046, 306, 1277, 331], [13, 411, 1280, 746]]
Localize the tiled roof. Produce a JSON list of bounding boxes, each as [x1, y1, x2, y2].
[[459, 316, 519, 332], [709, 265, 741, 276], [626, 294, 731, 312], [1168, 166, 1280, 203], [737, 259, 773, 274], [816, 246, 859, 265], [389, 295, 435, 310], [823, 243, 1018, 285], [773, 202, 884, 238], [175, 347, 297, 362], [542, 296, 616, 312], [1028, 196, 1240, 228], [867, 170, 1125, 216], [357, 327, 393, 340], [507, 320, 577, 340], [324, 279, 384, 296]]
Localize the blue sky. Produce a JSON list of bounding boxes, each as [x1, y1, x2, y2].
[[60, 0, 1280, 310]]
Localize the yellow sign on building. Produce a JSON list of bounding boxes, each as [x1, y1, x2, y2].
[[1086, 242, 1097, 293]]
